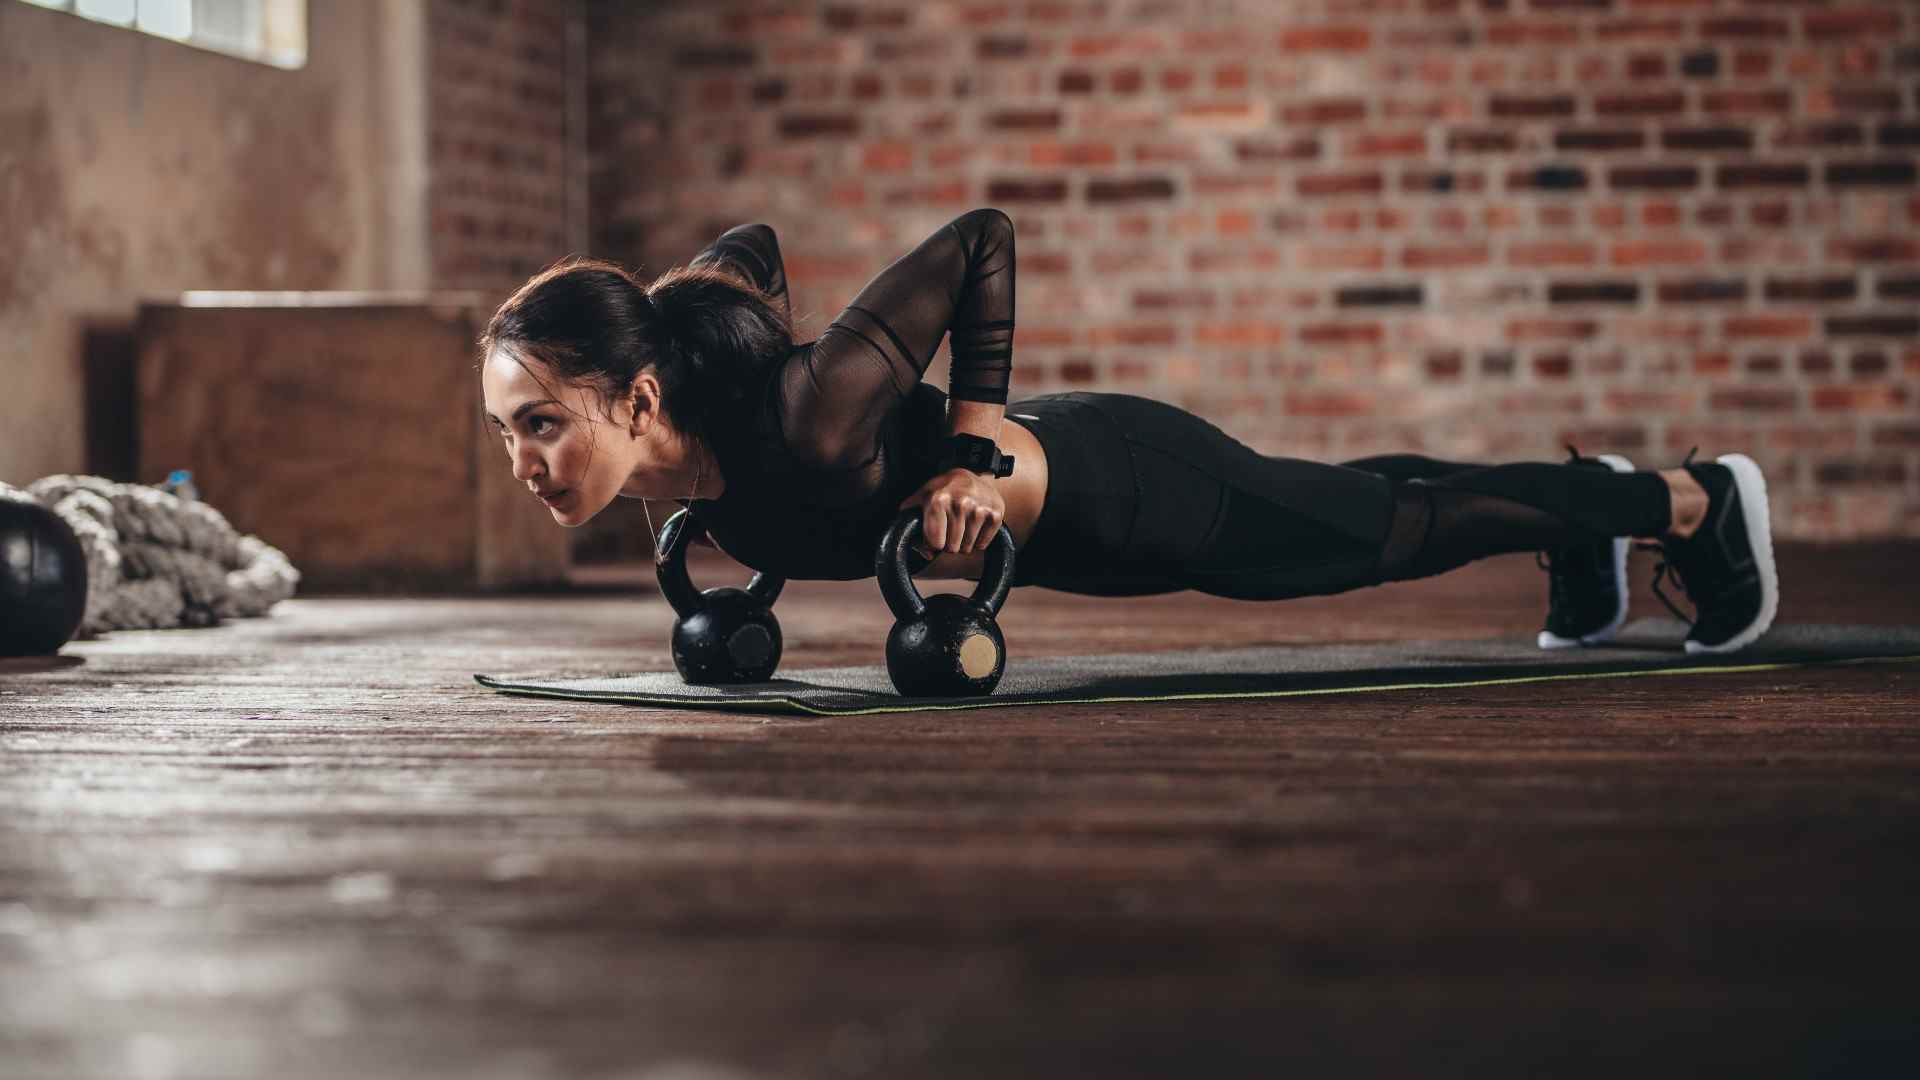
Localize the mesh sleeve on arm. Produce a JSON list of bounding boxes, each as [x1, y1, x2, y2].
[[777, 208, 1016, 470]]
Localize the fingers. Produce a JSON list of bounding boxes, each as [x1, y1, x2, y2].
[[912, 482, 1005, 558]]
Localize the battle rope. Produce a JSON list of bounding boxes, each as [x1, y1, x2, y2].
[[0, 475, 299, 636]]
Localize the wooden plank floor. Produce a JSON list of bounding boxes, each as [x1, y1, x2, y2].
[[4, 544, 1919, 1078]]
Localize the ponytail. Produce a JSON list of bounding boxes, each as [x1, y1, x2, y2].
[[480, 257, 793, 447]]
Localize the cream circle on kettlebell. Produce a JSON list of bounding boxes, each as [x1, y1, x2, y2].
[[959, 634, 999, 679]]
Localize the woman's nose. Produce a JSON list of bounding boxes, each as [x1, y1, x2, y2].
[[509, 443, 542, 484]]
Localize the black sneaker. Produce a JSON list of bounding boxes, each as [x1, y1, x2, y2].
[[1653, 453, 1779, 655], [1537, 452, 1635, 649]]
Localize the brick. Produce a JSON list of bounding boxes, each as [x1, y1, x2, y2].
[[1774, 124, 1865, 150], [1548, 281, 1640, 305], [1702, 15, 1791, 40], [1278, 26, 1371, 53], [1812, 384, 1911, 412], [861, 142, 914, 172], [1401, 169, 1485, 196], [1661, 127, 1752, 153], [1301, 323, 1385, 346], [1086, 178, 1177, 203], [1086, 323, 1177, 347], [987, 109, 1063, 132], [1486, 18, 1581, 47], [1815, 460, 1909, 487], [1594, 17, 1685, 44], [1702, 89, 1794, 116], [985, 178, 1068, 203], [1503, 319, 1601, 344], [1852, 351, 1891, 378], [1196, 322, 1288, 348], [1829, 237, 1920, 263], [1335, 284, 1422, 308], [1533, 353, 1573, 379], [1880, 124, 1920, 148], [1403, 244, 1491, 270], [1595, 92, 1687, 118], [1427, 351, 1465, 380], [1557, 129, 1646, 153], [1828, 160, 1919, 187], [1679, 50, 1717, 78], [1726, 315, 1817, 340], [1765, 277, 1858, 303], [1823, 86, 1906, 114], [976, 34, 1034, 60], [1448, 129, 1519, 154], [1133, 290, 1216, 313], [1490, 94, 1577, 119], [1718, 163, 1813, 190], [1349, 131, 1428, 158], [1511, 164, 1594, 192], [1879, 276, 1920, 301], [1870, 425, 1920, 449], [1284, 390, 1377, 418], [1610, 165, 1701, 190], [1233, 137, 1321, 164], [1057, 70, 1096, 94], [1305, 246, 1386, 272], [1806, 8, 1905, 42], [1659, 279, 1747, 304], [1709, 387, 1799, 413], [1613, 240, 1709, 268], [1509, 243, 1598, 269], [1282, 99, 1369, 126], [777, 112, 859, 138], [674, 44, 757, 68], [1828, 314, 1920, 338], [1298, 171, 1384, 198]]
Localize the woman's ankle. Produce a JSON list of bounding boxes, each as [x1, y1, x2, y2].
[[1663, 467, 1708, 540]]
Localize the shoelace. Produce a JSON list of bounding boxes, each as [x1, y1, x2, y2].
[[1648, 447, 1701, 625]]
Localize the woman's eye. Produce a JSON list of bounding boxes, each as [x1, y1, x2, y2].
[[527, 416, 556, 436]]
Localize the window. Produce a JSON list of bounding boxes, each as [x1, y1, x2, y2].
[[17, 0, 307, 69]]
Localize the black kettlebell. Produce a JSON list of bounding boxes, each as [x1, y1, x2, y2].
[[655, 508, 785, 684], [1, 500, 89, 657], [874, 509, 1016, 697]]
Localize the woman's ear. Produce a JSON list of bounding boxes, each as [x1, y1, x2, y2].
[[626, 369, 661, 438]]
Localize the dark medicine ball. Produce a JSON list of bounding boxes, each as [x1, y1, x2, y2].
[[1, 500, 88, 656]]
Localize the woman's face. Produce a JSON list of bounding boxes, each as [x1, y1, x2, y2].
[[480, 348, 657, 527]]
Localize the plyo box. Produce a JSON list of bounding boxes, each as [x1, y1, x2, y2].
[[137, 293, 569, 591]]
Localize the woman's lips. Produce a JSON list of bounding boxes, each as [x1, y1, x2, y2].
[[540, 489, 570, 506]]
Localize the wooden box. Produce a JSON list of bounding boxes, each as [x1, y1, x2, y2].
[[137, 293, 569, 591]]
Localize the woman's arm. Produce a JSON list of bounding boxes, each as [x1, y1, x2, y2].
[[688, 223, 791, 325], [779, 207, 1015, 471]]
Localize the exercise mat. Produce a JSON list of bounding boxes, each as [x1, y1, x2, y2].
[[474, 619, 1920, 717]]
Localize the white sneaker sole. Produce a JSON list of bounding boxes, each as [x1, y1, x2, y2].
[[1538, 454, 1636, 650], [1683, 453, 1780, 655]]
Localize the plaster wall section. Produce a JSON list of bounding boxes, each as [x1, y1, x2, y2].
[[0, 0, 431, 485]]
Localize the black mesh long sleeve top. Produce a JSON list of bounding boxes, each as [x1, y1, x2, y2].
[[677, 208, 1017, 581]]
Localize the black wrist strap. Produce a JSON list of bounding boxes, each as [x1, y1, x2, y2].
[[937, 433, 1015, 478]]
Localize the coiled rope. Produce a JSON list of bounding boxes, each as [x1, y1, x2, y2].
[[0, 475, 299, 636]]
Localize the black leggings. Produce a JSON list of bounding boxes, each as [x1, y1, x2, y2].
[[1006, 393, 1671, 599]]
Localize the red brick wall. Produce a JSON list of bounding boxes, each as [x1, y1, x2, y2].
[[586, 0, 1920, 540], [430, 0, 587, 293]]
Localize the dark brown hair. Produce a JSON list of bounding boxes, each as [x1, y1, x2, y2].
[[479, 257, 793, 447]]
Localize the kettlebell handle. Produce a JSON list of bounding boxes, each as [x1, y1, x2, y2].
[[874, 509, 1016, 623], [655, 508, 784, 619]]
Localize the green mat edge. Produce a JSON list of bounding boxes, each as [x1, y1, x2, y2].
[[474, 652, 1920, 717]]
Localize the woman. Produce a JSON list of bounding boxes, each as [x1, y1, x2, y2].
[[479, 209, 1778, 655]]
